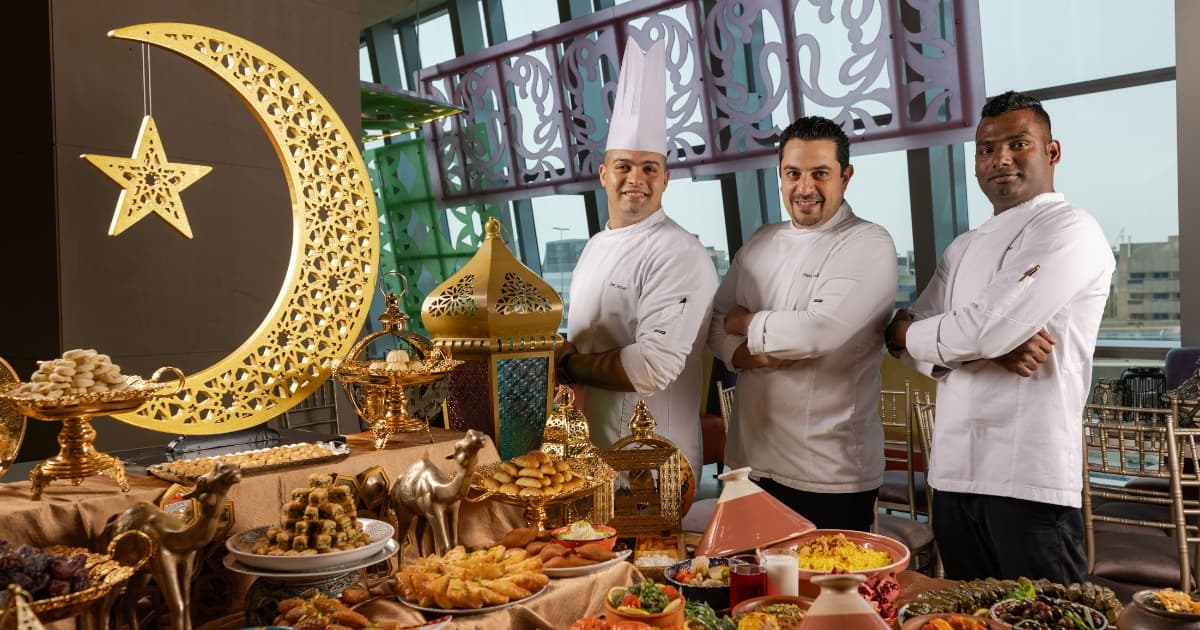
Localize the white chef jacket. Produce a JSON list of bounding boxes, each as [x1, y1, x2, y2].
[[708, 203, 898, 493], [567, 208, 718, 480], [903, 192, 1114, 508]]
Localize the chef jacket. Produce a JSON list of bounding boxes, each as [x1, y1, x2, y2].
[[708, 203, 898, 493], [567, 208, 718, 480], [904, 192, 1114, 508]]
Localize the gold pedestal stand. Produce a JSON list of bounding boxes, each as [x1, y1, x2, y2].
[[0, 367, 184, 500], [334, 275, 460, 449], [466, 456, 616, 531]]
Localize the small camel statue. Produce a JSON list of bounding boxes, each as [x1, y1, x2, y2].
[[389, 429, 487, 557], [98, 461, 242, 630]]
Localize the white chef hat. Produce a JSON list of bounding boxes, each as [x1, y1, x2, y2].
[[606, 36, 667, 157]]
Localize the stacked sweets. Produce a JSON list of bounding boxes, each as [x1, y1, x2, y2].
[[252, 473, 372, 556]]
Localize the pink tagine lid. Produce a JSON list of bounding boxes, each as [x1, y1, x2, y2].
[[695, 467, 816, 557]]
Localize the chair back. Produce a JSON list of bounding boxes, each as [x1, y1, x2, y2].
[[911, 392, 936, 512], [275, 379, 340, 435], [878, 381, 920, 517], [1082, 398, 1195, 591], [717, 383, 736, 431]]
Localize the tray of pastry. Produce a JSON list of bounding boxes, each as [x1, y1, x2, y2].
[[469, 450, 615, 504], [147, 441, 350, 483]]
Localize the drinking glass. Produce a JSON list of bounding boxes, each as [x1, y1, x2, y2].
[[729, 553, 767, 608], [761, 547, 799, 596]]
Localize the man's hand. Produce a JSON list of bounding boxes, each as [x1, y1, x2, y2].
[[555, 340, 578, 384], [992, 329, 1056, 377], [732, 343, 794, 371], [885, 309, 914, 358], [724, 305, 755, 336]]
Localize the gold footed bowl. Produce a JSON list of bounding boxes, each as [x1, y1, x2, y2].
[[0, 366, 185, 500], [333, 353, 460, 449], [466, 456, 617, 530], [23, 530, 154, 622]]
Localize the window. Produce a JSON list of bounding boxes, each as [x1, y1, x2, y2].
[[1153, 293, 1172, 301], [500, 0, 560, 39], [359, 41, 374, 82], [660, 179, 731, 282], [526, 195, 590, 326], [842, 151, 914, 309], [965, 83, 1179, 343], [978, 1, 1174, 93]]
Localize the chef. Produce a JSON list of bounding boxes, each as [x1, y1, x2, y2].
[[707, 116, 898, 532], [555, 37, 718, 482], [885, 91, 1114, 583]]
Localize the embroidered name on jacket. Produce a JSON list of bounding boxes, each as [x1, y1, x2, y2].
[[609, 281, 628, 290]]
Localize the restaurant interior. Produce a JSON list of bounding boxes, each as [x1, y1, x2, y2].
[[1, 0, 1198, 628]]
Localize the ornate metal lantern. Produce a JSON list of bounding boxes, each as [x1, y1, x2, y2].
[[600, 401, 684, 536], [421, 217, 562, 460]]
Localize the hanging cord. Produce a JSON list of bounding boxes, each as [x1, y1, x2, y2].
[[140, 43, 153, 116]]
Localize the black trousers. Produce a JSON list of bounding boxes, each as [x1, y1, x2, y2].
[[932, 490, 1086, 584], [755, 478, 879, 532]]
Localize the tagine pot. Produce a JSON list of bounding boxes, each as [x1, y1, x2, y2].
[[798, 574, 889, 630]]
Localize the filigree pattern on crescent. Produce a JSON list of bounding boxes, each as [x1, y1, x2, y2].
[[496, 272, 552, 314], [426, 275, 479, 318], [107, 23, 378, 433]]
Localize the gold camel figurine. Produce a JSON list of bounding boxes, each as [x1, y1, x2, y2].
[[98, 461, 242, 630]]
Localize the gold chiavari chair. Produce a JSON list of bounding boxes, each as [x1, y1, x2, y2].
[[1083, 398, 1197, 593]]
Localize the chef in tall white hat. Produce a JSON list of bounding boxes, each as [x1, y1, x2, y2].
[[556, 37, 718, 485]]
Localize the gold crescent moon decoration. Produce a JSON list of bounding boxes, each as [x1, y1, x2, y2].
[[108, 23, 379, 433]]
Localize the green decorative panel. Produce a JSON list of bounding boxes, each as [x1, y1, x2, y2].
[[496, 356, 550, 460]]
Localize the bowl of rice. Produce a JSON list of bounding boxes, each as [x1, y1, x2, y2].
[[765, 529, 909, 598]]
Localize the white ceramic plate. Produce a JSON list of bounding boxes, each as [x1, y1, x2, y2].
[[226, 518, 394, 571], [400, 584, 547, 616], [223, 538, 398, 579], [543, 549, 632, 578]]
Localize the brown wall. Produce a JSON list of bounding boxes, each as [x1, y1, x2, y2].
[[3, 0, 361, 458]]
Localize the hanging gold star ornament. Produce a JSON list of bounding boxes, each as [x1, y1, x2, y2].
[[81, 115, 212, 239]]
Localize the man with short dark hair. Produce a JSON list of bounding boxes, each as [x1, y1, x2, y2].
[[708, 116, 898, 532], [557, 38, 717, 482], [885, 90, 1115, 582]]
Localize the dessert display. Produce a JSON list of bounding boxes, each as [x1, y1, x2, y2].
[[8, 349, 134, 400], [475, 449, 585, 498], [147, 441, 350, 482], [492, 526, 622, 572], [395, 544, 550, 610], [252, 473, 370, 555]]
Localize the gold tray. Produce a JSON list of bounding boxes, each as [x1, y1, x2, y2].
[[146, 441, 351, 483], [0, 369, 184, 418], [466, 457, 616, 529], [29, 531, 152, 622], [332, 357, 462, 386]]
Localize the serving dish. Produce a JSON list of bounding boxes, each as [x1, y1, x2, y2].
[[665, 557, 730, 612], [543, 549, 632, 578], [225, 517, 393, 571], [767, 529, 909, 598], [223, 538, 399, 579], [990, 596, 1109, 630], [401, 584, 546, 616], [730, 594, 812, 629], [1132, 589, 1200, 621], [148, 441, 350, 482], [900, 612, 1009, 630]]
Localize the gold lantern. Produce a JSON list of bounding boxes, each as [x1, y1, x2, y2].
[[600, 401, 684, 536], [540, 385, 599, 460], [421, 217, 563, 460]]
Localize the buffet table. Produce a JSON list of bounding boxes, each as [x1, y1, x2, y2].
[[0, 428, 524, 550]]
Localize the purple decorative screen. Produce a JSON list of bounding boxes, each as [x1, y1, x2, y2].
[[420, 0, 983, 204]]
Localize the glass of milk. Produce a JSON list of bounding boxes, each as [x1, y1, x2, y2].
[[761, 547, 799, 597]]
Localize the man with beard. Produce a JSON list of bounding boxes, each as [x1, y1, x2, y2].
[[884, 91, 1114, 582], [556, 37, 717, 482], [707, 116, 898, 531]]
